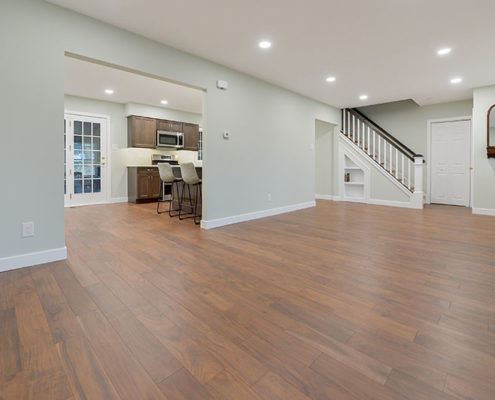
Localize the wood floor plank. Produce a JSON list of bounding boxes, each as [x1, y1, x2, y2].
[[56, 336, 120, 400], [77, 310, 166, 400], [158, 368, 216, 400], [385, 369, 457, 400], [252, 371, 312, 400], [0, 309, 22, 382], [50, 262, 98, 316], [13, 280, 73, 399], [240, 334, 359, 400], [205, 369, 264, 400], [444, 374, 495, 400], [109, 314, 182, 384], [310, 352, 410, 400]]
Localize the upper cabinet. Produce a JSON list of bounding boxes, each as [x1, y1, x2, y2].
[[128, 115, 200, 151], [157, 119, 182, 132], [183, 123, 200, 151], [127, 116, 156, 148]]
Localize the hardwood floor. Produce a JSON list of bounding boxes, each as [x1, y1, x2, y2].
[[1, 200, 495, 399]]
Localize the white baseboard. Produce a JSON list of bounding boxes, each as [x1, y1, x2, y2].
[[111, 197, 128, 203], [201, 201, 316, 230], [369, 198, 417, 209], [472, 208, 495, 216], [315, 194, 337, 200], [0, 246, 67, 273]]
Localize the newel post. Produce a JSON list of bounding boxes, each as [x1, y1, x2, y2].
[[411, 155, 424, 209]]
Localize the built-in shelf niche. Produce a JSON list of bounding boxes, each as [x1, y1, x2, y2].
[[344, 155, 365, 200]]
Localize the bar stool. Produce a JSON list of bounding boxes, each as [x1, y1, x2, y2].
[[179, 163, 202, 225], [157, 163, 182, 217]]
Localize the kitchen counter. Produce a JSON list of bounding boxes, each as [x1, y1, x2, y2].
[[127, 165, 202, 204], [126, 165, 202, 168]]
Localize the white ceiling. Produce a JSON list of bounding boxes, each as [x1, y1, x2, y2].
[[52, 0, 495, 108], [64, 56, 203, 114]]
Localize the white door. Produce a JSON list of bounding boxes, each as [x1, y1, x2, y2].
[[64, 113, 108, 207], [430, 120, 471, 206]]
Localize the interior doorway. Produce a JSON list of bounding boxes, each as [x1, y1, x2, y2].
[[428, 118, 472, 206], [314, 120, 336, 200]]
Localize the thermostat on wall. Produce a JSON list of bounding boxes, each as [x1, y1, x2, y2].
[[216, 80, 229, 90]]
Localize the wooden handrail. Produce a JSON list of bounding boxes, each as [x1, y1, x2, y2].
[[346, 108, 422, 161]]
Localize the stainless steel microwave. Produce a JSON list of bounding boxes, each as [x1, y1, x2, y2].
[[156, 130, 184, 149]]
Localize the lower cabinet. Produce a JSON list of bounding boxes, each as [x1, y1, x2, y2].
[[128, 167, 161, 203]]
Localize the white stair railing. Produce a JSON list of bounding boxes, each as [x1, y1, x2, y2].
[[341, 108, 424, 195]]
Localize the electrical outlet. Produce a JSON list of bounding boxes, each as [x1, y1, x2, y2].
[[22, 222, 34, 238], [267, 193, 272, 201]]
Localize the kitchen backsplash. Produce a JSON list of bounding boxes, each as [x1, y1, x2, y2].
[[119, 147, 199, 166]]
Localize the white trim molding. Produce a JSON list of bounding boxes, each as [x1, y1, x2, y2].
[[201, 201, 315, 230], [315, 194, 338, 200], [472, 208, 495, 216], [0, 247, 67, 273], [369, 198, 418, 209], [111, 197, 128, 203]]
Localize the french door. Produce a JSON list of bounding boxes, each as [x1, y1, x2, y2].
[[64, 113, 108, 207]]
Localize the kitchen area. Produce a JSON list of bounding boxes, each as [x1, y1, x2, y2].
[[64, 55, 205, 224]]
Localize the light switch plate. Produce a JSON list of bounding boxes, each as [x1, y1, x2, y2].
[[22, 222, 34, 238]]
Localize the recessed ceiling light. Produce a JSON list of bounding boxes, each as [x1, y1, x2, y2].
[[160, 99, 168, 105], [437, 48, 452, 56], [258, 40, 272, 49], [104, 89, 114, 94], [450, 77, 462, 84], [326, 76, 336, 83], [359, 94, 368, 100]]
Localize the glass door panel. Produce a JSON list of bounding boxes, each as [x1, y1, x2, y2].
[[64, 114, 107, 206]]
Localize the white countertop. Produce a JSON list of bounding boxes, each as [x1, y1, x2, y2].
[[127, 165, 202, 168]]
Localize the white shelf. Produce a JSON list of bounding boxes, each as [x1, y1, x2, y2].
[[343, 154, 365, 201]]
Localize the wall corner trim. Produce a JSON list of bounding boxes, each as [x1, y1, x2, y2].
[[0, 246, 67, 273], [472, 208, 495, 216], [201, 201, 316, 229]]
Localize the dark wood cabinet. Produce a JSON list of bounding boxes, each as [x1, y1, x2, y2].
[[128, 115, 199, 152], [157, 119, 182, 132], [128, 167, 161, 203], [183, 123, 200, 151], [128, 116, 156, 149]]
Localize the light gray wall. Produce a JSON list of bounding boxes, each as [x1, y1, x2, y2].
[[64, 95, 201, 199], [369, 168, 411, 203], [358, 99, 473, 157], [315, 120, 335, 196], [0, 0, 339, 259], [473, 85, 495, 211]]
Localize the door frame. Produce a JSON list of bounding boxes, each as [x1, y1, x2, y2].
[[426, 116, 473, 206], [64, 110, 112, 207]]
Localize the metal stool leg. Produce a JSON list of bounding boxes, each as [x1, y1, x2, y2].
[[169, 180, 182, 218], [157, 181, 169, 214]]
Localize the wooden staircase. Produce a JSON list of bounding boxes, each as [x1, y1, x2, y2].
[[341, 108, 423, 193]]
